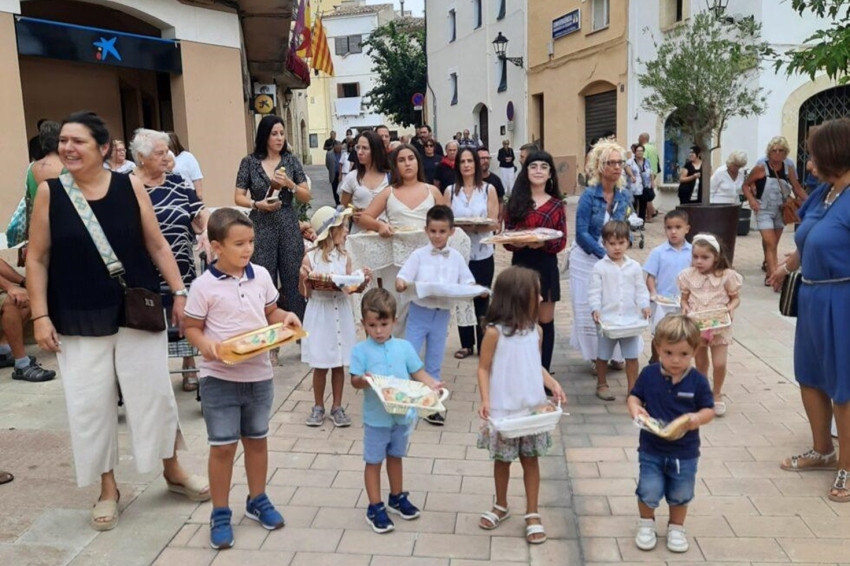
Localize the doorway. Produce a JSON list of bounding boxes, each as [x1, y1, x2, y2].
[[478, 104, 489, 148]]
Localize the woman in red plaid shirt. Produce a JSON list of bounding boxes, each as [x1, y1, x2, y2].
[[503, 151, 568, 373]]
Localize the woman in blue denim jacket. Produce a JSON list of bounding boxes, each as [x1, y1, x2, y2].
[[569, 140, 634, 383]]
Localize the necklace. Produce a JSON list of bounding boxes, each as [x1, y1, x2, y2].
[[825, 185, 847, 207]]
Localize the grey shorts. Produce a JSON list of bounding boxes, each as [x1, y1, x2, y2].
[[754, 203, 785, 230], [199, 376, 274, 445]]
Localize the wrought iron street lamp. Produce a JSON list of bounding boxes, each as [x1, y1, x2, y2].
[[707, 0, 729, 19], [492, 32, 523, 68]]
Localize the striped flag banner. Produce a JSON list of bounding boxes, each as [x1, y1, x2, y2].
[[311, 15, 334, 76]]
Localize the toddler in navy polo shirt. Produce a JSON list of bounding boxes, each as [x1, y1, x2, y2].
[[627, 314, 715, 554]]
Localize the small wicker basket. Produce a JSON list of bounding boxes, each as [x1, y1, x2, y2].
[[307, 273, 341, 291]]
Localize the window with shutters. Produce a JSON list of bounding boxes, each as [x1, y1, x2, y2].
[[497, 0, 506, 21], [334, 35, 363, 56], [449, 9, 456, 42], [474, 0, 482, 28], [591, 0, 609, 31], [584, 90, 617, 153], [450, 73, 458, 106], [337, 83, 361, 98]]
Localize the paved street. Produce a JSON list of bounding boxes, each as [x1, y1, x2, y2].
[[1, 171, 846, 565]]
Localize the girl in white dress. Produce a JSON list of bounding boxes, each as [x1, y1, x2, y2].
[[299, 206, 365, 428], [476, 266, 567, 545]]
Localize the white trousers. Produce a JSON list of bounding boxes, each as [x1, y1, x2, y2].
[[500, 167, 516, 195], [57, 328, 185, 487]]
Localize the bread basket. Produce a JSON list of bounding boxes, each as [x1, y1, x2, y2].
[[488, 401, 564, 439], [364, 374, 450, 417]]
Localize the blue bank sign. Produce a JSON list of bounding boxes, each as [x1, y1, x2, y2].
[[553, 9, 580, 40]]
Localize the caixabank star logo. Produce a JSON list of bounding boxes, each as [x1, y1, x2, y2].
[[93, 36, 121, 62]]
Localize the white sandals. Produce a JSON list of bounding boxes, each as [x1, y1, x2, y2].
[[524, 513, 547, 544], [479, 503, 510, 530]]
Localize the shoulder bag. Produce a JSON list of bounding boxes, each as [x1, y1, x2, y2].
[[58, 171, 166, 332], [778, 269, 801, 317]]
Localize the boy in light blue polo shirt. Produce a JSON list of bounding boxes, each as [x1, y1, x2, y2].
[[350, 288, 442, 534], [643, 210, 692, 363]]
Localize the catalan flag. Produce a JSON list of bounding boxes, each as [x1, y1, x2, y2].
[[311, 15, 334, 76]]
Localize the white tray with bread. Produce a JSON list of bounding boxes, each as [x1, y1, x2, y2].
[[488, 401, 564, 439], [413, 282, 490, 300], [454, 217, 496, 227], [634, 413, 691, 441], [364, 374, 450, 417], [219, 323, 308, 365], [481, 228, 563, 245], [598, 319, 649, 339]]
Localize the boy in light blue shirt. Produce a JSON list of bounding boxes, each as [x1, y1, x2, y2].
[[643, 210, 692, 363], [350, 288, 442, 534]]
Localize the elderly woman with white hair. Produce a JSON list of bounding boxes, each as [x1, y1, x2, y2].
[[570, 140, 634, 399], [743, 136, 808, 285], [710, 151, 748, 204], [130, 128, 208, 391]]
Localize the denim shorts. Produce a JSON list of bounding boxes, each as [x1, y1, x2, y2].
[[363, 422, 413, 464], [635, 451, 698, 508], [199, 376, 274, 445], [597, 335, 640, 361]]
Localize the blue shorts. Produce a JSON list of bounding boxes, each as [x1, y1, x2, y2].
[[199, 376, 274, 445], [635, 451, 698, 508], [363, 422, 413, 464], [597, 335, 640, 361]]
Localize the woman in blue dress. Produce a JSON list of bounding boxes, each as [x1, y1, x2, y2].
[[768, 118, 850, 503]]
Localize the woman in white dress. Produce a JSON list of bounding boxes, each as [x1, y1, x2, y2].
[[710, 151, 748, 204], [340, 131, 390, 233], [569, 140, 634, 380], [447, 147, 500, 358]]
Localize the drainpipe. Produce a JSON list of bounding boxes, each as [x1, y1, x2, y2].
[[424, 0, 437, 135]]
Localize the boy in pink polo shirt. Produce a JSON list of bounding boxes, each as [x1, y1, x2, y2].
[[184, 208, 301, 550]]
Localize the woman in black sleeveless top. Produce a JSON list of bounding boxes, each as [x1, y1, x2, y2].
[[26, 112, 210, 532]]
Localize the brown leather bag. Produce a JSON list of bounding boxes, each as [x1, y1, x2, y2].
[[782, 197, 802, 224]]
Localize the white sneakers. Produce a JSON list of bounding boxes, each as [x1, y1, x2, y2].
[[635, 518, 657, 550], [666, 524, 689, 552], [635, 520, 689, 553], [714, 401, 727, 417]]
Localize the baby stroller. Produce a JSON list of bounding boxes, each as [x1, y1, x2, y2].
[[165, 251, 208, 405], [628, 213, 645, 249]]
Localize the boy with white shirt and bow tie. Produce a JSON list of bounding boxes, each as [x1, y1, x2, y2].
[[396, 205, 476, 425]]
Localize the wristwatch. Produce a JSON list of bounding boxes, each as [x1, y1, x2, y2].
[[173, 289, 189, 298]]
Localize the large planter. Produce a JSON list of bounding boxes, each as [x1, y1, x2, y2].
[[676, 203, 741, 262]]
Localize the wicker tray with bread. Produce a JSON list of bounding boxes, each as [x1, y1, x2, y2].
[[307, 271, 367, 293], [688, 308, 731, 332], [219, 323, 308, 364], [454, 217, 496, 227], [364, 374, 450, 417], [481, 228, 563, 245]]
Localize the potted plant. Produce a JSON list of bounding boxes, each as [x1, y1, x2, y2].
[[637, 7, 773, 261]]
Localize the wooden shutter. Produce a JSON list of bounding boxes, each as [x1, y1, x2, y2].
[[584, 90, 617, 153]]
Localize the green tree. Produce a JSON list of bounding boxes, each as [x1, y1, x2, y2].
[[361, 19, 426, 128], [638, 10, 773, 204], [775, 0, 850, 83]]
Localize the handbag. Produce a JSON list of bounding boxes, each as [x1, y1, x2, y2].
[[58, 171, 165, 332], [779, 269, 801, 317], [782, 196, 802, 224], [644, 187, 657, 202]]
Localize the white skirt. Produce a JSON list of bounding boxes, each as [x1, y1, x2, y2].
[[568, 245, 637, 362], [301, 291, 357, 368]]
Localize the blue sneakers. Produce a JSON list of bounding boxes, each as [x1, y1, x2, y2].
[[209, 507, 234, 550], [245, 492, 285, 530], [366, 502, 395, 533], [387, 491, 421, 520]]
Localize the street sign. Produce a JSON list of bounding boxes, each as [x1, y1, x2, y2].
[[411, 92, 425, 107], [553, 9, 580, 40]]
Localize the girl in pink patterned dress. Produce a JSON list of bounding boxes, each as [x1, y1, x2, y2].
[[677, 234, 742, 417]]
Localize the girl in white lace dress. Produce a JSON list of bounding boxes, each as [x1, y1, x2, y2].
[[299, 206, 365, 428], [476, 266, 567, 545]]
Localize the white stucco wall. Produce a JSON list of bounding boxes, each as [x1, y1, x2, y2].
[[321, 8, 414, 141], [628, 0, 838, 181], [426, 0, 527, 150]]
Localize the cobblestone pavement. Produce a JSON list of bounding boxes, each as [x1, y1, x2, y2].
[[1, 178, 846, 565]]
